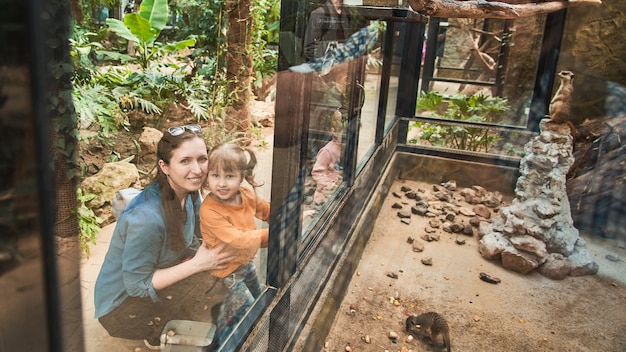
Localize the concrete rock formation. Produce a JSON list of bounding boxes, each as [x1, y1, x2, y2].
[[478, 119, 598, 278]]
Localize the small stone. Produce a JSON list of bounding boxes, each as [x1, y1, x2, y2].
[[606, 254, 621, 262], [473, 315, 481, 322], [388, 331, 399, 340], [392, 191, 402, 198], [392, 202, 403, 209], [456, 237, 466, 245], [406, 191, 418, 199], [166, 295, 173, 300], [362, 335, 371, 344], [406, 335, 414, 343], [421, 257, 433, 266], [412, 241, 425, 252], [479, 272, 501, 284], [406, 236, 414, 244], [401, 218, 411, 225], [397, 210, 411, 219], [400, 186, 412, 192], [345, 345, 352, 351], [442, 180, 457, 191], [387, 272, 398, 279]]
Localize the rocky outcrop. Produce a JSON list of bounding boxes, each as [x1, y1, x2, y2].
[[479, 119, 598, 279], [80, 161, 140, 209]]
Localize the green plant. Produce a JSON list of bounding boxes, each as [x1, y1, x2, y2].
[[105, 0, 196, 69], [411, 91, 510, 152], [74, 188, 105, 257]]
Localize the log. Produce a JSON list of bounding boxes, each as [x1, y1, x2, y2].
[[407, 0, 602, 19]]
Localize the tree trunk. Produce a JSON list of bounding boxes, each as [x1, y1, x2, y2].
[[70, 0, 83, 25], [408, 0, 602, 19], [46, 0, 80, 238], [225, 0, 253, 143]]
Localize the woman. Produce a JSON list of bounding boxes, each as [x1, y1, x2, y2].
[[94, 124, 234, 349]]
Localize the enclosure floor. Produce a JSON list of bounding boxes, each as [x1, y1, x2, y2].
[[322, 178, 626, 352]]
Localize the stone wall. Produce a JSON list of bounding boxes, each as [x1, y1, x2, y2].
[[560, 1, 626, 123]]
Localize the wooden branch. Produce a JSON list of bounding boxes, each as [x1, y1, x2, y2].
[[408, 0, 602, 19]]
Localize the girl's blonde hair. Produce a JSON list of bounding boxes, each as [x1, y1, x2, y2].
[[207, 142, 264, 188]]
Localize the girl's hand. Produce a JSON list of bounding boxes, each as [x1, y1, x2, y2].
[[192, 243, 236, 272]]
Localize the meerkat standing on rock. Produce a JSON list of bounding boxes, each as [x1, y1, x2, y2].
[[549, 70, 574, 123], [547, 70, 576, 138]]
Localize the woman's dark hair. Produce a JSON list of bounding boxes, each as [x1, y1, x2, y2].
[[156, 128, 205, 252], [207, 142, 264, 189]]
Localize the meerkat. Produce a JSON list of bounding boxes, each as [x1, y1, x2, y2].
[[547, 70, 577, 139], [549, 70, 575, 123], [405, 311, 451, 352]]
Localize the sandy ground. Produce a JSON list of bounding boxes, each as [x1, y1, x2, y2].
[[322, 178, 626, 352]]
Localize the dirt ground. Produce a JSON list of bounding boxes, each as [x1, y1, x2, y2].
[[322, 178, 626, 352]]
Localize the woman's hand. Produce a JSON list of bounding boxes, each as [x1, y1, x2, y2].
[[152, 243, 236, 290], [191, 242, 236, 272]]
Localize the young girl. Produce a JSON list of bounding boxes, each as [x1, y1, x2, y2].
[[199, 142, 270, 347]]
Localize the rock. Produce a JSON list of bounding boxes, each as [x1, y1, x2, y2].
[[501, 248, 540, 274], [469, 217, 482, 227], [460, 187, 477, 201], [429, 219, 441, 228], [434, 191, 451, 202], [421, 257, 433, 266], [450, 222, 464, 233], [478, 232, 510, 259], [392, 202, 403, 209], [482, 191, 503, 208], [406, 237, 414, 244], [412, 241, 425, 252], [401, 218, 411, 225], [456, 236, 466, 245], [112, 188, 141, 219], [537, 253, 571, 280], [459, 207, 477, 217], [397, 210, 411, 219], [411, 204, 429, 216], [406, 191, 418, 199], [568, 243, 599, 276], [509, 235, 548, 259], [479, 272, 501, 284], [441, 180, 457, 191], [386, 272, 398, 279], [605, 254, 621, 262], [392, 191, 402, 198], [388, 331, 399, 340], [81, 162, 140, 208], [139, 127, 163, 165], [463, 224, 474, 236], [444, 212, 456, 222], [472, 205, 492, 219], [400, 186, 412, 192]]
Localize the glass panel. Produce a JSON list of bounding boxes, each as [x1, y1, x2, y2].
[[356, 40, 382, 168], [0, 5, 53, 349], [299, 1, 374, 235], [408, 16, 547, 157], [384, 24, 403, 130]]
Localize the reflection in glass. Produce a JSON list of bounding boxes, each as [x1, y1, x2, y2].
[[408, 16, 547, 157]]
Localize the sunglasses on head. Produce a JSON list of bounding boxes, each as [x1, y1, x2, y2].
[[167, 124, 202, 136]]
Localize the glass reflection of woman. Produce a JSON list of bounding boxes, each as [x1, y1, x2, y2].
[[303, 0, 351, 62]]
